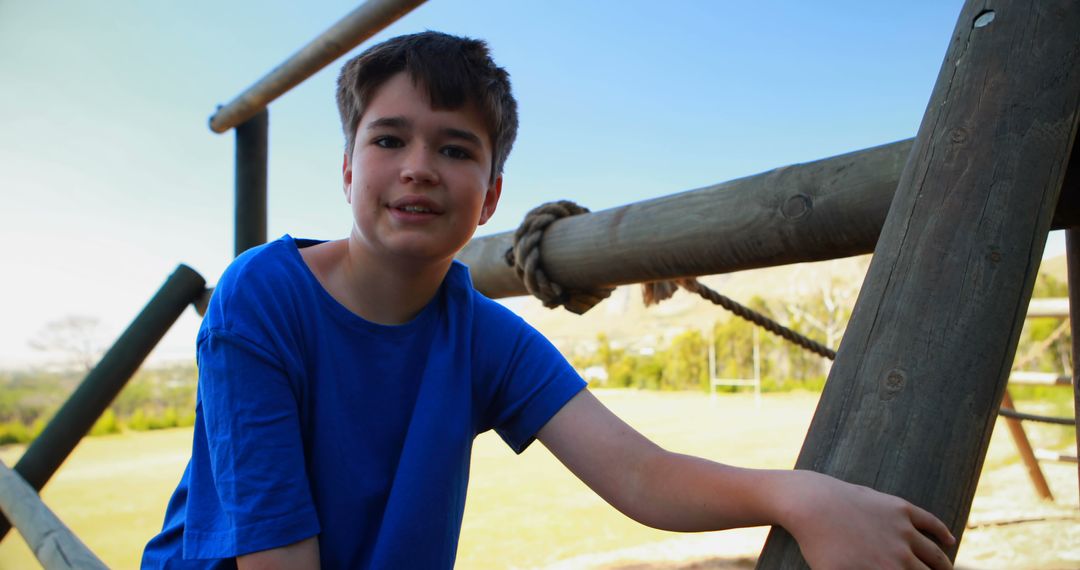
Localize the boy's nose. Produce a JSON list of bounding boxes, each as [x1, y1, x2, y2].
[[400, 147, 439, 185]]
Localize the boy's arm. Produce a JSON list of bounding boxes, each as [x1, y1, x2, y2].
[[537, 390, 955, 569], [236, 536, 319, 570]]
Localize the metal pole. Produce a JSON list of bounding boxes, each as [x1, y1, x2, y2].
[[1065, 228, 1080, 502], [235, 109, 268, 257], [0, 265, 206, 541], [208, 0, 427, 133]]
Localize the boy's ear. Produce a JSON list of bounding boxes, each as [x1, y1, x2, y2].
[[478, 176, 503, 226], [342, 153, 353, 202]]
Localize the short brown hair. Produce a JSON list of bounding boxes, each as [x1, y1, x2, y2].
[[336, 31, 518, 183]]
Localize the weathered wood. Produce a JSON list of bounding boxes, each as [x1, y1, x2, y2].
[[208, 0, 427, 133], [0, 460, 107, 569], [1066, 228, 1080, 501], [459, 136, 1080, 300], [460, 140, 912, 299], [757, 0, 1080, 566]]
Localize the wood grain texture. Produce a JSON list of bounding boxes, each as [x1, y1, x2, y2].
[[757, 0, 1080, 567], [1066, 229, 1080, 500], [459, 134, 1079, 301], [458, 139, 912, 299]]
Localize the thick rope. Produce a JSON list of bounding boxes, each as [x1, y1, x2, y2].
[[505, 201, 614, 315], [646, 278, 838, 360]]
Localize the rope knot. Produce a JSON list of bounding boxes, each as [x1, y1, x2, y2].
[[505, 200, 614, 315]]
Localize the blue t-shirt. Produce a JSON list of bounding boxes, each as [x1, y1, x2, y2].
[[142, 236, 585, 569]]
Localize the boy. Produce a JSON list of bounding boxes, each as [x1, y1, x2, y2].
[[143, 31, 955, 569]]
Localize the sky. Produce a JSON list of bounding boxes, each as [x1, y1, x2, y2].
[[0, 1, 1063, 368]]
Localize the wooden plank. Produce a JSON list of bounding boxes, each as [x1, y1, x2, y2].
[[757, 0, 1080, 566], [0, 460, 107, 570]]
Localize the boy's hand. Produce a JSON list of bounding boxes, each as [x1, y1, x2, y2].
[[538, 390, 955, 569], [777, 470, 955, 569]]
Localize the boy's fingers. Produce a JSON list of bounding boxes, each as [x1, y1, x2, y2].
[[908, 504, 956, 547], [911, 532, 953, 570]]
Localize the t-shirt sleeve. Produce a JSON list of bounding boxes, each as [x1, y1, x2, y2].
[[183, 328, 320, 559], [480, 306, 586, 454]]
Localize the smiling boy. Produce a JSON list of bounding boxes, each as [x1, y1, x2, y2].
[[143, 31, 955, 569]]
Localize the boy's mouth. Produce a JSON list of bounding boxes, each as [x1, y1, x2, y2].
[[389, 196, 443, 216]]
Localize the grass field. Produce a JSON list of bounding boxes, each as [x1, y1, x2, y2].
[[0, 390, 1076, 569]]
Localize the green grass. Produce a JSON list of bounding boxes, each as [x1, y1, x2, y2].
[[0, 390, 1071, 569]]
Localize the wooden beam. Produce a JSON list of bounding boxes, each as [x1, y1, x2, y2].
[[208, 0, 427, 133], [758, 0, 1080, 566], [459, 139, 912, 299], [0, 460, 107, 569], [460, 133, 1080, 300]]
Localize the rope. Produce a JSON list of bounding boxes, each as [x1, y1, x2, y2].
[[505, 201, 614, 315], [650, 278, 838, 360], [998, 407, 1076, 426], [505, 200, 836, 356]]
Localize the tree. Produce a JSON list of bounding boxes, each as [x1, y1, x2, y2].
[[28, 315, 106, 372]]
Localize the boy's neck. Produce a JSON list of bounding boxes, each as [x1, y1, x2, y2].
[[301, 239, 452, 325]]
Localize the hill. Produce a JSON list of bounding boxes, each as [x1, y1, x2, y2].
[[502, 255, 873, 357], [505, 253, 1069, 358]]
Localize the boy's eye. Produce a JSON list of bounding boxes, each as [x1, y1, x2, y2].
[[372, 136, 403, 149], [441, 146, 472, 160]]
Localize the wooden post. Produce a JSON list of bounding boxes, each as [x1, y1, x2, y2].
[[235, 109, 269, 257], [1066, 228, 1080, 502], [999, 391, 1054, 500], [0, 460, 107, 569], [757, 0, 1080, 567]]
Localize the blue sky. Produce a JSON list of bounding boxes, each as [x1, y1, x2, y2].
[[3, 1, 1055, 367]]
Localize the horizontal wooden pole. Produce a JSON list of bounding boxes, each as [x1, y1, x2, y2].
[[1027, 298, 1070, 318], [1009, 371, 1073, 386], [0, 460, 107, 569], [1033, 450, 1079, 463], [209, 0, 426, 133], [460, 138, 1079, 300]]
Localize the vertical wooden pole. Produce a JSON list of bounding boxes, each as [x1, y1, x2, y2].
[[757, 1, 1080, 567], [235, 109, 268, 257], [1066, 228, 1080, 502]]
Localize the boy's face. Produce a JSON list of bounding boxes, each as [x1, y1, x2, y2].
[[344, 72, 502, 267]]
